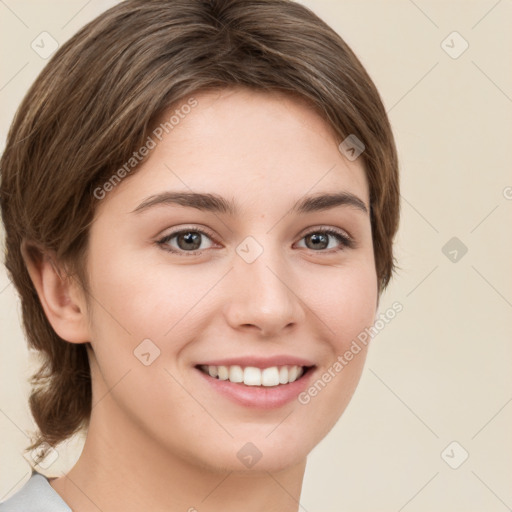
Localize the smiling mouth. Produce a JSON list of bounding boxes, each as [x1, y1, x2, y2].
[[195, 364, 314, 387]]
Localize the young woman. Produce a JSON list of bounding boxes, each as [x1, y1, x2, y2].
[[0, 0, 399, 510]]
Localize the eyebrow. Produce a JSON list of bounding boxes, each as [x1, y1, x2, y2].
[[131, 191, 368, 216]]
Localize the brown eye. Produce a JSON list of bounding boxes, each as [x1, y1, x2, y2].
[[297, 228, 354, 252], [304, 232, 329, 250], [157, 228, 216, 255], [175, 231, 203, 251]]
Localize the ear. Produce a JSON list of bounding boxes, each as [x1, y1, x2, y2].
[[20, 240, 91, 344]]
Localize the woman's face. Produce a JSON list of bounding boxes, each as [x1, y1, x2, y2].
[[81, 87, 378, 473]]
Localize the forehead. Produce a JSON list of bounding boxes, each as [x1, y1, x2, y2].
[[95, 87, 369, 218]]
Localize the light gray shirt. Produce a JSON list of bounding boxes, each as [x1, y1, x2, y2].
[[0, 471, 71, 511]]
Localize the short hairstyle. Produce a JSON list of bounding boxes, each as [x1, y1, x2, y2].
[[0, 0, 399, 463]]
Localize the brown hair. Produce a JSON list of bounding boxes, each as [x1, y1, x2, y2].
[[0, 0, 399, 465]]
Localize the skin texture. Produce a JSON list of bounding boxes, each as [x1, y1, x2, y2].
[[25, 87, 378, 511]]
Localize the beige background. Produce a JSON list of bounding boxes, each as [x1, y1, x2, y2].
[[1, 1, 511, 510]]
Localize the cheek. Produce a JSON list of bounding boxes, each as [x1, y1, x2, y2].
[[296, 260, 377, 428], [309, 259, 378, 348], [83, 251, 205, 433], [86, 245, 216, 344]]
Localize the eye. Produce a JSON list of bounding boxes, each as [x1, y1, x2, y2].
[[157, 227, 217, 255], [157, 226, 354, 257], [296, 228, 354, 252]]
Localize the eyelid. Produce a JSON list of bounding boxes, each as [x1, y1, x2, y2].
[[298, 224, 353, 242]]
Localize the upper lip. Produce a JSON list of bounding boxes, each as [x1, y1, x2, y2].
[[195, 356, 315, 369]]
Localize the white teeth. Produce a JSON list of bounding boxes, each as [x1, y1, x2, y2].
[[261, 367, 280, 386], [199, 364, 307, 386], [217, 365, 229, 380], [244, 367, 261, 386], [229, 365, 244, 383]]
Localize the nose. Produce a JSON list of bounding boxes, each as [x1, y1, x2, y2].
[[223, 245, 306, 337]]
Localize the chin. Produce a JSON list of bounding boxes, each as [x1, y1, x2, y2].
[[177, 433, 309, 475]]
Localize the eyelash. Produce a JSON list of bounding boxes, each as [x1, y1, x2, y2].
[[156, 226, 355, 256]]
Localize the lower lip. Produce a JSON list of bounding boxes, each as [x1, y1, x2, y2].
[[195, 367, 316, 409]]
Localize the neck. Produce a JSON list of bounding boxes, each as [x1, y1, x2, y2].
[[49, 394, 307, 512]]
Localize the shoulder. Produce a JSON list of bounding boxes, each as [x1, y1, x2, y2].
[[0, 471, 71, 512]]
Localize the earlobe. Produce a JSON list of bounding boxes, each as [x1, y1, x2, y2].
[[20, 240, 90, 344]]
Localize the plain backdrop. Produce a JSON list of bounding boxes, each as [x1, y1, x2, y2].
[[1, 1, 511, 511]]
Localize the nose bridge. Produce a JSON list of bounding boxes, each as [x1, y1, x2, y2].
[[225, 236, 303, 335]]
